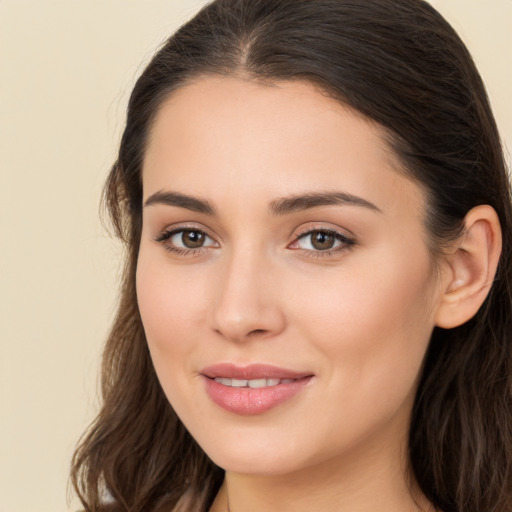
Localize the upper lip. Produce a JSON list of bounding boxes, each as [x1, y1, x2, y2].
[[201, 363, 313, 380]]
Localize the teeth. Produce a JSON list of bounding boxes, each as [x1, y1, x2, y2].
[[248, 378, 267, 388], [214, 377, 295, 388]]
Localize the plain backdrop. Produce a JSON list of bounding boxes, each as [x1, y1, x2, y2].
[[0, 1, 510, 511]]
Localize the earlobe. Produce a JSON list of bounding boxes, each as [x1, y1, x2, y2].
[[435, 205, 502, 329]]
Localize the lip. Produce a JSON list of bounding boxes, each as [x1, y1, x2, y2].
[[201, 363, 314, 415], [201, 363, 312, 380]]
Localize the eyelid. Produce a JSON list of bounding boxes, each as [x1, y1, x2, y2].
[[292, 223, 355, 239], [154, 221, 217, 241]]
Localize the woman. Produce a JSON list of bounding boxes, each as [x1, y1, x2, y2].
[[71, 1, 512, 511]]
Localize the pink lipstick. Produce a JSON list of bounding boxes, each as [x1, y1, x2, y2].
[[201, 363, 313, 415]]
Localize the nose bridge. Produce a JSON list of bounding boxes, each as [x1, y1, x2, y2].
[[210, 241, 284, 342]]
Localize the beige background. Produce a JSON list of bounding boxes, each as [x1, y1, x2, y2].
[[0, 1, 510, 511]]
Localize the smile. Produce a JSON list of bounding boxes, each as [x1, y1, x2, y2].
[[201, 364, 313, 415], [213, 377, 296, 388]]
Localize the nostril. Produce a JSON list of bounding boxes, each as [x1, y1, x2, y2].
[[248, 329, 267, 337]]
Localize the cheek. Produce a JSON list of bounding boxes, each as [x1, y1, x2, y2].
[[136, 253, 209, 366], [135, 255, 214, 424], [291, 245, 437, 400]]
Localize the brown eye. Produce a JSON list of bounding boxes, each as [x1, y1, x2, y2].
[[181, 229, 206, 248], [156, 228, 217, 252], [292, 228, 354, 254], [310, 231, 336, 250]]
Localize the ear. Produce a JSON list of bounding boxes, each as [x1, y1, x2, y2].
[[435, 205, 502, 329]]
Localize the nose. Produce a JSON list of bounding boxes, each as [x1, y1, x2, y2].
[[209, 248, 286, 343]]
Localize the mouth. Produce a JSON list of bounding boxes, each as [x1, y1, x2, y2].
[[200, 363, 314, 415], [212, 377, 297, 388], [201, 362, 312, 381]]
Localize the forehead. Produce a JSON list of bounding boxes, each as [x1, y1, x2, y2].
[[142, 76, 424, 217]]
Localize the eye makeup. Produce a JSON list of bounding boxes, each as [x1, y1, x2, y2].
[[153, 223, 356, 259]]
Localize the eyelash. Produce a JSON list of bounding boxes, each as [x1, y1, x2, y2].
[[290, 226, 356, 258], [154, 226, 356, 258], [154, 227, 216, 257]]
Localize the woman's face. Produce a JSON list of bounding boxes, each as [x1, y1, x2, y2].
[[137, 76, 446, 476]]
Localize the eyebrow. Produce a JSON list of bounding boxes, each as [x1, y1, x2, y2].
[[143, 190, 381, 216], [269, 191, 382, 215], [144, 191, 215, 215]]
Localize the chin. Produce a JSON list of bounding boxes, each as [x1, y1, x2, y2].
[[210, 451, 304, 476], [189, 428, 300, 475], [195, 427, 330, 477]]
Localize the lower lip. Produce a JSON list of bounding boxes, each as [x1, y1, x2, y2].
[[203, 376, 312, 415]]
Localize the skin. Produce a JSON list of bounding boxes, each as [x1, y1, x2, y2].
[[137, 76, 450, 512]]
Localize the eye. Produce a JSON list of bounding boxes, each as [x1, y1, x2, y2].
[[155, 228, 217, 253], [289, 228, 355, 255], [298, 230, 340, 250], [170, 229, 213, 249]]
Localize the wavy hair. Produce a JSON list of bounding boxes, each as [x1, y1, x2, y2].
[[71, 1, 512, 511]]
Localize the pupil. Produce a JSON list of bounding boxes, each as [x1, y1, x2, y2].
[[182, 230, 204, 248], [312, 231, 334, 250]]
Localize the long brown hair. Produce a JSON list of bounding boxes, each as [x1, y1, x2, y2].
[[71, 1, 512, 511]]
